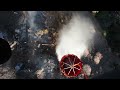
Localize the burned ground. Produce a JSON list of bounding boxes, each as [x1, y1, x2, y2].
[[0, 11, 120, 79]]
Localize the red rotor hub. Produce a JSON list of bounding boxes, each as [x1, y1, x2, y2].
[[60, 54, 83, 78]]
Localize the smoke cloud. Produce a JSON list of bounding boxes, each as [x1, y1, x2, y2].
[[27, 11, 37, 30], [56, 12, 97, 61]]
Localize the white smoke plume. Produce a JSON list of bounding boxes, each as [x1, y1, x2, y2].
[[56, 12, 97, 61], [27, 11, 37, 30]]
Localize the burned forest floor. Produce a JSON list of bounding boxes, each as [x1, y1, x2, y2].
[[0, 11, 120, 79]]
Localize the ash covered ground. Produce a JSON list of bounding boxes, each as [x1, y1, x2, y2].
[[0, 11, 120, 79]]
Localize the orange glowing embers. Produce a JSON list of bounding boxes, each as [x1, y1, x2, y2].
[[60, 54, 83, 78]]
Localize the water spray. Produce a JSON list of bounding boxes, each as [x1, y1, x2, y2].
[[56, 12, 96, 78]]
